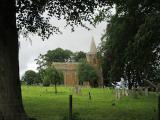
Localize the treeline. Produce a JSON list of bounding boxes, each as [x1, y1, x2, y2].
[[35, 48, 86, 67]]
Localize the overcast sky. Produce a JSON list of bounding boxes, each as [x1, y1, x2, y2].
[[19, 19, 107, 77]]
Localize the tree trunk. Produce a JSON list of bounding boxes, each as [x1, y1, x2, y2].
[[0, 0, 28, 120]]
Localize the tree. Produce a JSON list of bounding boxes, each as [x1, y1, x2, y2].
[[45, 48, 73, 63], [43, 67, 64, 94], [132, 14, 160, 84], [99, 0, 160, 88], [43, 75, 51, 87], [78, 61, 98, 87], [35, 48, 73, 70], [0, 1, 28, 119], [22, 70, 39, 85], [73, 51, 86, 62], [35, 54, 46, 71]]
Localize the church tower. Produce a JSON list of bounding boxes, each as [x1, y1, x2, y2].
[[86, 37, 98, 65], [86, 37, 103, 87]]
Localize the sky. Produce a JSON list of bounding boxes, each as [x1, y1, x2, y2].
[[19, 19, 107, 77]]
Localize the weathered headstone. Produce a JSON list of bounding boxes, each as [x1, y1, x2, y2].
[[73, 86, 81, 94], [145, 87, 149, 96], [125, 89, 129, 96], [116, 89, 121, 100]]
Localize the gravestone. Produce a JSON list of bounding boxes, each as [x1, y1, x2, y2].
[[73, 86, 81, 95], [144, 87, 149, 96]]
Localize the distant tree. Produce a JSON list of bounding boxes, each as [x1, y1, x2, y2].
[[35, 48, 73, 70], [65, 49, 74, 61], [74, 51, 86, 62], [37, 68, 45, 84], [43, 75, 51, 87], [34, 72, 42, 84], [43, 67, 64, 93], [78, 61, 98, 87], [45, 48, 73, 63], [35, 54, 47, 70], [22, 70, 39, 85]]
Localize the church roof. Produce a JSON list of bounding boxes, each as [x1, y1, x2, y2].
[[89, 37, 97, 54]]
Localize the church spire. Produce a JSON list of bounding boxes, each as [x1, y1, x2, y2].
[[89, 37, 97, 54]]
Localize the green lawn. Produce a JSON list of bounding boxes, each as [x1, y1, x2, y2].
[[22, 86, 158, 120]]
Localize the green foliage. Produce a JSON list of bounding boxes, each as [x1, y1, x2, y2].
[[35, 54, 46, 71], [58, 70, 64, 84], [78, 61, 98, 87], [43, 75, 51, 86], [45, 48, 73, 63], [101, 57, 111, 86], [37, 69, 45, 84], [43, 66, 64, 93], [16, 0, 111, 39], [43, 67, 63, 85], [33, 72, 42, 84], [132, 14, 160, 83], [22, 70, 39, 85], [35, 48, 73, 70], [98, 1, 160, 88], [73, 51, 86, 62]]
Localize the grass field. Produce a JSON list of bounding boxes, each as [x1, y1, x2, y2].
[[22, 85, 158, 120]]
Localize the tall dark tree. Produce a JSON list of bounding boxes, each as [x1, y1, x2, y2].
[[0, 0, 28, 119], [99, 0, 160, 88], [0, 0, 111, 119]]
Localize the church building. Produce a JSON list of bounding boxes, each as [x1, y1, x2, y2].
[[53, 38, 103, 86]]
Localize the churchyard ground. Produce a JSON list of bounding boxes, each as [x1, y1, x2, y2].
[[22, 85, 158, 120]]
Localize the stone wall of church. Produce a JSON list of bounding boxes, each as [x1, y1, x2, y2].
[[53, 58, 103, 87], [53, 62, 79, 86]]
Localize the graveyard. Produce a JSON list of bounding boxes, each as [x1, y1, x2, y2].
[[22, 85, 157, 120]]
